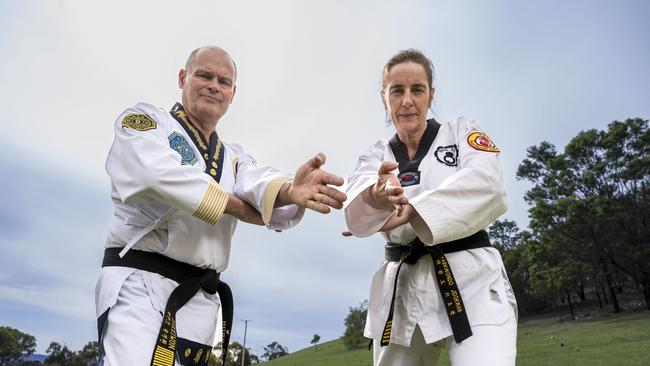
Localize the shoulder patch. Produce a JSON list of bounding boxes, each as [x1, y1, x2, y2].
[[467, 131, 500, 153], [122, 113, 157, 131], [168, 132, 198, 165]]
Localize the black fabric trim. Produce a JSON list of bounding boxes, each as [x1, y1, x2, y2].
[[170, 103, 211, 151], [170, 103, 225, 183], [388, 119, 441, 175], [176, 337, 212, 366]]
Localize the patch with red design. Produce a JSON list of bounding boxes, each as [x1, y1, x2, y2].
[[467, 131, 500, 153]]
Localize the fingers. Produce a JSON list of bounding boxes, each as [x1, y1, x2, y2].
[[318, 170, 345, 187], [309, 152, 326, 168], [314, 193, 344, 210], [318, 185, 347, 205], [305, 199, 331, 214], [378, 161, 399, 175]]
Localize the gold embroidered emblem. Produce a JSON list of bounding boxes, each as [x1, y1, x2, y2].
[[122, 114, 157, 131], [184, 348, 191, 357]]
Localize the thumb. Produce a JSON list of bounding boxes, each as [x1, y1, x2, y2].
[[378, 161, 399, 174], [309, 152, 326, 168]]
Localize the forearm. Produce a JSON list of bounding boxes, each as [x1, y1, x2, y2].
[[224, 194, 264, 225]]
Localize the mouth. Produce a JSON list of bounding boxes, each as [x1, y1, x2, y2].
[[398, 112, 418, 119], [200, 94, 221, 103]]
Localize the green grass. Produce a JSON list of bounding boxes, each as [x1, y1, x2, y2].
[[262, 311, 650, 366]]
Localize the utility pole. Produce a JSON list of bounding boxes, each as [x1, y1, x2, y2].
[[240, 319, 251, 366]]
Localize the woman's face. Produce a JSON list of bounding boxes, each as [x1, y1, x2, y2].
[[382, 61, 434, 136]]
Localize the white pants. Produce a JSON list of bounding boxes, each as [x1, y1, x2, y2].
[[99, 270, 221, 366], [373, 309, 517, 366]]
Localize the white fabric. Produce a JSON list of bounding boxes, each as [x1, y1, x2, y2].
[[345, 117, 517, 348], [96, 102, 305, 364], [373, 308, 517, 366]]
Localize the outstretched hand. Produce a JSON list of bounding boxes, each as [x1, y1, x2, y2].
[[363, 161, 409, 216], [282, 153, 347, 213]]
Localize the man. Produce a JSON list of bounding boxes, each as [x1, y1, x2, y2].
[[96, 46, 347, 366]]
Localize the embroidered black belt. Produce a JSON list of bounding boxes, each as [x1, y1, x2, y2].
[[101, 248, 233, 366], [381, 230, 491, 346]]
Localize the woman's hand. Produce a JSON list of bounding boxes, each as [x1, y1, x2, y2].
[[380, 204, 415, 231], [363, 161, 409, 215]]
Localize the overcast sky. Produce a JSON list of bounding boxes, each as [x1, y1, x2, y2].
[[1, 0, 649, 356]]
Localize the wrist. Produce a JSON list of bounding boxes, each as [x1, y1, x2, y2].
[[275, 180, 294, 207]]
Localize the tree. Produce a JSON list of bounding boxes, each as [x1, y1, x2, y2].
[[0, 326, 36, 366], [488, 219, 522, 251], [343, 300, 368, 350], [261, 342, 288, 361], [310, 334, 321, 350], [44, 342, 76, 366], [210, 342, 259, 366], [74, 342, 100, 366], [517, 118, 650, 311]]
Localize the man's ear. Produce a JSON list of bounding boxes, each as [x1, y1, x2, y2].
[[178, 69, 186, 89], [230, 85, 237, 104]]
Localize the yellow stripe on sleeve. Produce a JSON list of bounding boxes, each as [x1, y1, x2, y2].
[[262, 177, 291, 225], [193, 180, 229, 225]]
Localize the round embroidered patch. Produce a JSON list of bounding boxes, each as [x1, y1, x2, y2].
[[467, 131, 500, 153], [122, 113, 157, 131]]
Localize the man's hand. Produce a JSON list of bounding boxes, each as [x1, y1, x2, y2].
[[224, 194, 264, 225], [277, 153, 347, 213], [362, 161, 409, 215]]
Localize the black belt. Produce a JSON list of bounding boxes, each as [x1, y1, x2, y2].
[[102, 248, 233, 366], [381, 230, 491, 346]]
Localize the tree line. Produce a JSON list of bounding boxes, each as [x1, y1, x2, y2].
[[491, 118, 649, 317]]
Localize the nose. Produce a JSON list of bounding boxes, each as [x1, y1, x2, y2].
[[206, 80, 221, 94], [402, 91, 414, 108]]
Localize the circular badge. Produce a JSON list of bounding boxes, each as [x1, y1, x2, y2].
[[467, 131, 500, 153]]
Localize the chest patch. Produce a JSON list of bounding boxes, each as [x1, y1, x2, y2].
[[168, 132, 198, 165], [435, 145, 459, 166], [467, 131, 500, 153], [397, 171, 421, 187], [122, 113, 157, 131]]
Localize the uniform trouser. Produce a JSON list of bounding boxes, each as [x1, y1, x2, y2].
[[373, 308, 518, 366], [99, 270, 220, 366]]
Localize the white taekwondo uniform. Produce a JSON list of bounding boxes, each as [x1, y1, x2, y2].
[[345, 117, 517, 366], [96, 102, 304, 366]]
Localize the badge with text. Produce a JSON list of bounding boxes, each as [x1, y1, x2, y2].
[[435, 145, 459, 166], [467, 131, 500, 153], [398, 171, 421, 187]]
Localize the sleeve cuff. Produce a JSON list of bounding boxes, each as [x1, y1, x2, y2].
[[262, 177, 291, 225], [193, 180, 229, 225]]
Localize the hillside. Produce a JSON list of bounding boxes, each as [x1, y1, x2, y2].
[[262, 311, 650, 366]]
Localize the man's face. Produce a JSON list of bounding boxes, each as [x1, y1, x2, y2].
[[179, 49, 236, 126]]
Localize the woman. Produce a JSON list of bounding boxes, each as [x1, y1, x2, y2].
[[344, 49, 517, 366]]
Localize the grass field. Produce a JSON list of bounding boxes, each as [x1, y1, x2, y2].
[[262, 310, 650, 366]]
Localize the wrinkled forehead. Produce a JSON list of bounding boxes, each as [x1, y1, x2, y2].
[[385, 62, 429, 85], [188, 48, 237, 77]]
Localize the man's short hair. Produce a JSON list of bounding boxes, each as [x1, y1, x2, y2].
[[185, 46, 238, 80]]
